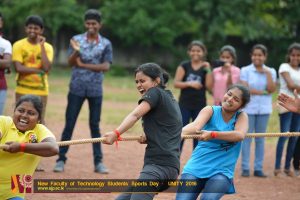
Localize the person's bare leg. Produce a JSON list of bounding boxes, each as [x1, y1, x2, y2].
[[40, 95, 47, 125]]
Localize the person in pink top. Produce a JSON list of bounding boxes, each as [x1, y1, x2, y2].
[[212, 45, 240, 105]]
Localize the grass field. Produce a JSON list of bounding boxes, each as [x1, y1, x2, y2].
[[4, 66, 280, 142]]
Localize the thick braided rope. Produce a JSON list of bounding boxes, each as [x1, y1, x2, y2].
[[1, 132, 300, 149], [56, 136, 141, 146], [246, 132, 300, 138], [182, 132, 300, 139]]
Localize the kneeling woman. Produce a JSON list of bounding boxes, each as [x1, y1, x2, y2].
[[176, 84, 250, 200], [0, 95, 58, 200]]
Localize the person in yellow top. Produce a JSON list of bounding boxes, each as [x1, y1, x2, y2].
[[12, 15, 54, 124], [0, 95, 58, 200]]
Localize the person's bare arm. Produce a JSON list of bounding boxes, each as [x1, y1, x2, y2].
[[3, 137, 58, 157], [239, 73, 275, 95], [68, 39, 80, 66], [224, 63, 233, 87], [76, 58, 110, 72], [0, 53, 11, 69], [182, 106, 213, 135], [204, 62, 213, 93], [197, 112, 248, 142], [103, 101, 152, 145], [173, 66, 202, 90], [264, 68, 276, 93], [240, 80, 262, 95], [14, 61, 44, 74], [39, 36, 52, 73], [281, 72, 300, 93]]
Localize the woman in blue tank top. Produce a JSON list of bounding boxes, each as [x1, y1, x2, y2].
[[176, 84, 250, 200]]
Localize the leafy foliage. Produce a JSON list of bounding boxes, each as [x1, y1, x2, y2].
[[102, 0, 196, 48], [0, 0, 299, 68], [0, 0, 85, 37]]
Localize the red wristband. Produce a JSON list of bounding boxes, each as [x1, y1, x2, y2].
[[114, 129, 122, 148], [114, 129, 121, 139], [211, 131, 218, 139], [20, 143, 26, 152]]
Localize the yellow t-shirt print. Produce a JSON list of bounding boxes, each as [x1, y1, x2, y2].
[[12, 38, 54, 95], [0, 116, 55, 199]]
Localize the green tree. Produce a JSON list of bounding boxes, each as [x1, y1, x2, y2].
[[0, 0, 85, 40], [1, 0, 298, 68], [102, 0, 196, 48], [0, 0, 86, 60]]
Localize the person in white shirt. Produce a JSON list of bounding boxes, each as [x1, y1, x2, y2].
[[275, 42, 300, 177], [0, 12, 12, 115]]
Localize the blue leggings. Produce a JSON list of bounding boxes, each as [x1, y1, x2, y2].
[[8, 197, 24, 200], [116, 164, 178, 200], [176, 173, 231, 200]]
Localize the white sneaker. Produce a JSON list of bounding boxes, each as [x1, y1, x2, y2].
[[53, 161, 65, 172], [94, 162, 109, 174]]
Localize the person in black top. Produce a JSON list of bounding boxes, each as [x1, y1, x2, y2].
[[174, 40, 213, 151], [103, 63, 182, 200]]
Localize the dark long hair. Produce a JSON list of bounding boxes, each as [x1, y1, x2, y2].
[[134, 63, 169, 89], [286, 42, 300, 63], [15, 95, 43, 120], [251, 44, 268, 56], [227, 84, 250, 108]]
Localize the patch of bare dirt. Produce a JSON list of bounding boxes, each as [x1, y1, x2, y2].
[[4, 88, 299, 200], [25, 136, 300, 200]]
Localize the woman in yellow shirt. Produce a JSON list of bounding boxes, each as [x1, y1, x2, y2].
[[0, 95, 58, 200]]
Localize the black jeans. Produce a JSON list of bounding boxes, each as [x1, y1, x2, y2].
[[293, 137, 300, 170], [57, 92, 103, 166], [179, 105, 201, 151]]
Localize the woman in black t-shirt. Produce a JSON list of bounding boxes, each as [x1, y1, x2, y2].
[[174, 40, 213, 151], [103, 63, 182, 200]]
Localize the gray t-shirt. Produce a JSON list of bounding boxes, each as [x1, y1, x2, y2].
[[139, 87, 182, 171]]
